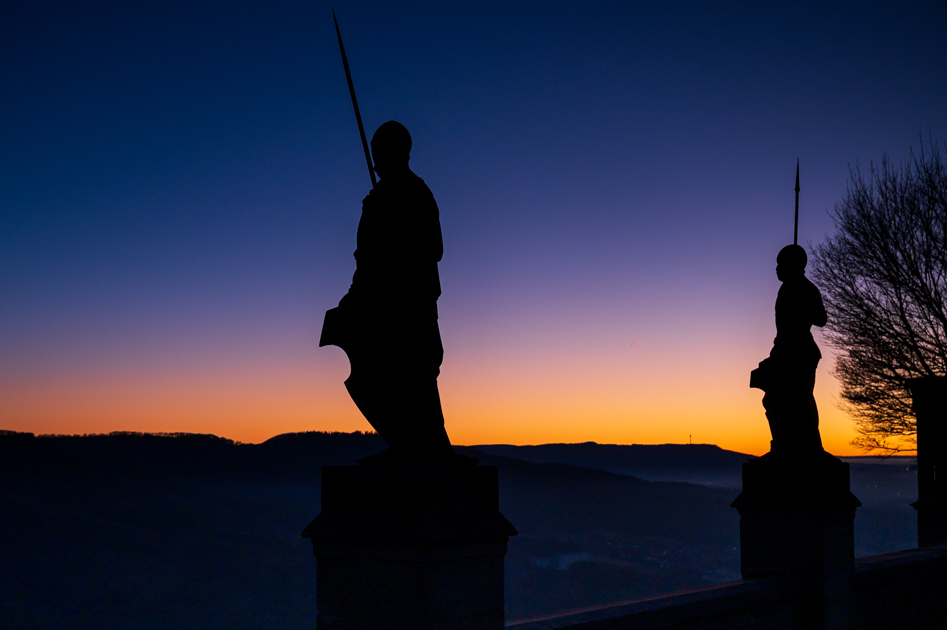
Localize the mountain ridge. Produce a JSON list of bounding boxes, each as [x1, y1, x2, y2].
[[0, 429, 919, 626]]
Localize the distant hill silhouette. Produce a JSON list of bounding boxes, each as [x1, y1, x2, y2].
[[1, 430, 741, 626], [456, 447, 738, 545], [0, 431, 748, 486], [0, 430, 918, 626], [475, 442, 752, 487], [0, 430, 737, 546], [0, 429, 386, 478]]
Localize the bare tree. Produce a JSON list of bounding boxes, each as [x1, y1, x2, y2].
[[810, 139, 947, 454]]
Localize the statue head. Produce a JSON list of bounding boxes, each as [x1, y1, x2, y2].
[[776, 244, 807, 281], [371, 121, 412, 179]]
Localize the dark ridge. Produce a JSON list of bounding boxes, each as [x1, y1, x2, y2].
[[0, 429, 918, 625], [473, 442, 753, 486], [0, 429, 386, 479], [0, 430, 738, 544], [457, 447, 738, 545]]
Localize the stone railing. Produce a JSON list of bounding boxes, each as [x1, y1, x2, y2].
[[506, 546, 947, 629]]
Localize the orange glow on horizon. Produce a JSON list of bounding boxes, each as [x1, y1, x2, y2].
[[1, 340, 867, 457]]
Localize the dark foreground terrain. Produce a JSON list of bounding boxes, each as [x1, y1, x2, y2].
[[0, 431, 917, 628]]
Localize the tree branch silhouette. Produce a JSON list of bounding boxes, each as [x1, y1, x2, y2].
[[811, 136, 947, 454]]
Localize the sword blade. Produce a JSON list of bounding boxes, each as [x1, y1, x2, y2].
[[333, 9, 376, 188]]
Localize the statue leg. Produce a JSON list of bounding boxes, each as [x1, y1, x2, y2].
[[763, 387, 823, 455], [367, 318, 452, 457], [804, 392, 823, 451], [344, 373, 399, 447], [344, 351, 451, 456], [762, 357, 824, 456], [396, 375, 452, 454], [792, 364, 823, 453], [343, 344, 407, 449], [763, 390, 789, 453], [343, 313, 457, 462], [370, 350, 450, 456]]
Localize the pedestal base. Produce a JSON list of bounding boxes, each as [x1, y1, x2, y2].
[[913, 497, 947, 548], [302, 465, 517, 630], [908, 375, 947, 549], [732, 451, 861, 629]]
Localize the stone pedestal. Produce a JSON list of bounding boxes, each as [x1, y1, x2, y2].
[[908, 376, 947, 547], [732, 451, 861, 629], [301, 464, 517, 630]]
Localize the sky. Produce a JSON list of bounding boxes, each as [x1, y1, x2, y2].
[[2, 0, 946, 455]]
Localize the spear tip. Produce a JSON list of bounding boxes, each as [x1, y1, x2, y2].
[[795, 157, 800, 193]]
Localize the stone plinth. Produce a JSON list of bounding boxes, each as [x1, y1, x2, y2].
[[908, 376, 947, 547], [731, 451, 861, 629], [301, 464, 517, 630]]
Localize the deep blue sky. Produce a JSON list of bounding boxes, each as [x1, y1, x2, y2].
[[2, 0, 946, 450]]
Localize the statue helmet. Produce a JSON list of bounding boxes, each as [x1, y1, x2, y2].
[[371, 121, 412, 157], [776, 244, 807, 271]]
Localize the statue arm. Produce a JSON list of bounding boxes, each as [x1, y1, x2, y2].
[[431, 196, 444, 263], [402, 187, 443, 264]]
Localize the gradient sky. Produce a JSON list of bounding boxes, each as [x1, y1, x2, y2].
[[2, 0, 946, 455]]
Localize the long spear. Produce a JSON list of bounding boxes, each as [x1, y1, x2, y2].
[[332, 9, 376, 188], [793, 158, 800, 245]]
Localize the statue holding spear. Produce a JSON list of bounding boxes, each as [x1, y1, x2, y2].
[[320, 12, 463, 465], [750, 160, 828, 456]]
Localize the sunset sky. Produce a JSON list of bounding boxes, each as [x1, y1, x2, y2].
[[2, 0, 946, 455]]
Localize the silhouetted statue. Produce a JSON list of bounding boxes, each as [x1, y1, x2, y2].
[[321, 121, 459, 465], [751, 244, 827, 455]]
